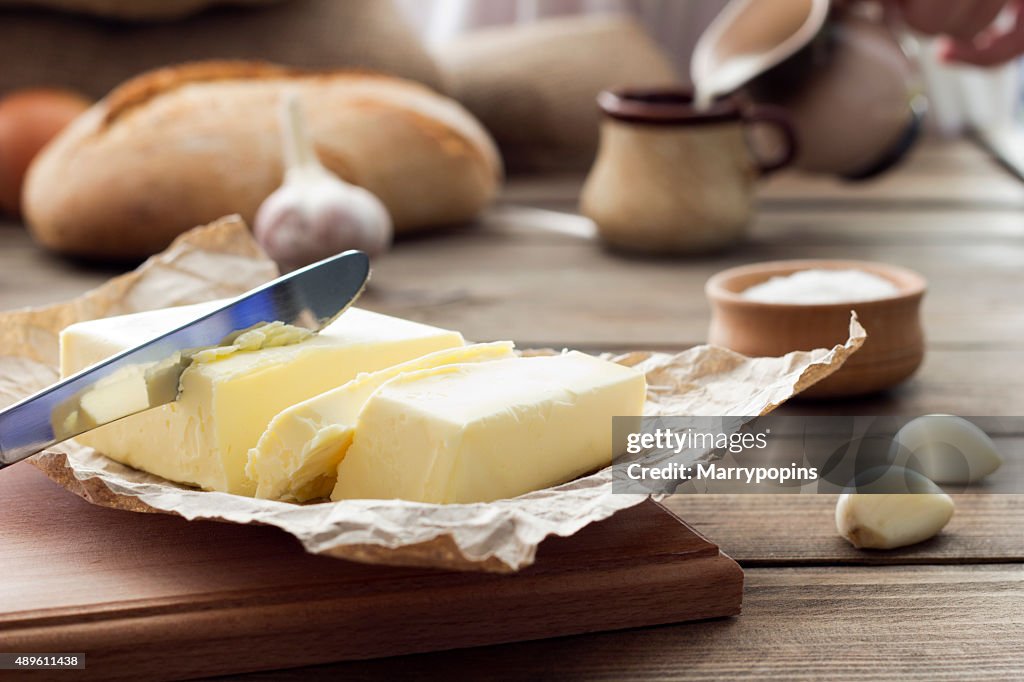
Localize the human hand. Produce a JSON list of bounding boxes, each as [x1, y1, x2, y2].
[[886, 0, 1024, 66]]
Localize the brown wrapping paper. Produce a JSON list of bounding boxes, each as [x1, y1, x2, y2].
[[0, 216, 866, 573]]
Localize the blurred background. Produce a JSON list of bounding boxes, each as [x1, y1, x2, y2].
[[2, 0, 1022, 247]]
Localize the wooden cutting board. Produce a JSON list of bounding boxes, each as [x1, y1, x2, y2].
[[0, 462, 743, 681]]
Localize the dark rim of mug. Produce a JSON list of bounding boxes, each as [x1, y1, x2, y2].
[[597, 87, 743, 126]]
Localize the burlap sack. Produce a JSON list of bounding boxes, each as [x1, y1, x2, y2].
[[436, 15, 680, 173], [0, 0, 445, 96], [0, 0, 280, 21]]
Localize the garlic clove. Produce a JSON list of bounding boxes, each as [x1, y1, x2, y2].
[[836, 492, 954, 549], [835, 466, 954, 549], [890, 415, 1002, 484]]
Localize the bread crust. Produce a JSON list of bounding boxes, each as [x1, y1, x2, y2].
[[25, 61, 502, 259]]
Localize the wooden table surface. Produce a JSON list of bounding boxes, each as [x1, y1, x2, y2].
[[2, 139, 1023, 680]]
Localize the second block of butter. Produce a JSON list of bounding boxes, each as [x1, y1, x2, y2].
[[248, 341, 516, 502], [332, 351, 647, 504], [60, 301, 464, 495]]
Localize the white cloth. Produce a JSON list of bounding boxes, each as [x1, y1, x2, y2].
[[396, 0, 728, 76], [396, 0, 1020, 133]]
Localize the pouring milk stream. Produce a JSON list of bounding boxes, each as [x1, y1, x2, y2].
[[692, 0, 830, 111]]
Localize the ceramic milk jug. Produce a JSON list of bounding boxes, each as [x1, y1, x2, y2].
[[692, 0, 924, 179]]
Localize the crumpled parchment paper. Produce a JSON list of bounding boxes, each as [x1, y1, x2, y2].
[[0, 216, 866, 573]]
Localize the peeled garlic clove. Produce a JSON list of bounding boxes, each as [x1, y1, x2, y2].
[[836, 466, 954, 549], [836, 492, 954, 549], [890, 415, 1002, 484]]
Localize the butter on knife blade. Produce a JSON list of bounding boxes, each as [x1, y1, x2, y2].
[[0, 250, 371, 471], [53, 322, 315, 438]]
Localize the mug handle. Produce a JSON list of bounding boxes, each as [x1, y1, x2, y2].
[[742, 105, 799, 176]]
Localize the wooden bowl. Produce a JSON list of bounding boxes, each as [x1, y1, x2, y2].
[[705, 259, 926, 398]]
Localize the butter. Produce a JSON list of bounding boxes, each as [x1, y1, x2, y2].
[[60, 301, 464, 494], [248, 341, 516, 502], [331, 351, 647, 504], [189, 321, 315, 363]]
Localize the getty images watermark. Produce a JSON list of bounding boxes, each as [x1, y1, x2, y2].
[[611, 415, 1019, 495]]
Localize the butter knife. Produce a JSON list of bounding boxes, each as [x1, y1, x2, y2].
[[0, 250, 370, 469]]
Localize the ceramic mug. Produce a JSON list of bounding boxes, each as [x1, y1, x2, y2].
[[581, 87, 797, 255]]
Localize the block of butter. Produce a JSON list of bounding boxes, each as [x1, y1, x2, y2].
[[60, 301, 464, 495], [248, 341, 516, 502], [332, 351, 646, 504]]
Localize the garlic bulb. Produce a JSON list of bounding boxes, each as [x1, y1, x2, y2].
[[254, 93, 392, 271]]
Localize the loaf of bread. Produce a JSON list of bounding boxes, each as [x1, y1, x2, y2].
[[24, 62, 502, 259]]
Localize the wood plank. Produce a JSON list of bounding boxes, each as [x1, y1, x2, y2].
[[761, 142, 1024, 208], [663, 493, 1024, 566], [476, 205, 1024, 348], [0, 464, 742, 681], [772, 349, 1024, 416], [228, 564, 1024, 681], [6, 211, 1024, 415], [6, 181, 1024, 353], [760, 173, 1024, 209], [363, 228, 1024, 349], [7, 211, 1024, 355], [0, 223, 117, 310], [754, 208, 1024, 244], [489, 203, 1024, 247], [500, 140, 1024, 210], [501, 172, 1024, 212]]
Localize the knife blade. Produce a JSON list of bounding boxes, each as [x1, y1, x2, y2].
[[0, 249, 370, 469]]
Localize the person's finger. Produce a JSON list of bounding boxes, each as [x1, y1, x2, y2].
[[946, 0, 1008, 42], [941, 3, 1024, 66]]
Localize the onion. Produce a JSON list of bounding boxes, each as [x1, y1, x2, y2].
[[0, 89, 91, 217]]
